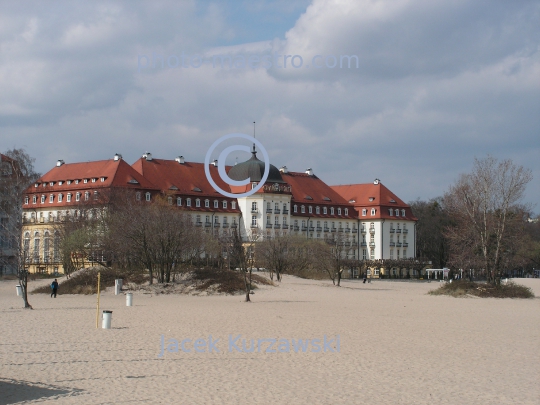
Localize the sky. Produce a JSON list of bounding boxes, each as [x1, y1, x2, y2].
[[1, 0, 539, 212]]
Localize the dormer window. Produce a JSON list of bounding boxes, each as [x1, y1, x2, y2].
[[395, 210, 399, 217], [401, 209, 405, 217], [145, 192, 151, 202], [344, 208, 348, 216], [323, 207, 327, 214], [205, 199, 209, 208], [100, 177, 105, 182], [32, 196, 37, 204], [67, 193, 72, 202], [369, 197, 374, 202], [294, 205, 298, 213], [75, 180, 79, 184], [316, 206, 320, 214], [92, 178, 96, 183], [24, 196, 29, 204], [308, 206, 313, 214], [67, 180, 71, 185], [41, 195, 45, 204], [177, 197, 182, 206], [186, 198, 191, 207], [362, 209, 367, 216], [222, 201, 227, 209], [371, 208, 376, 216], [213, 200, 218, 208], [85, 192, 89, 201], [389, 209, 393, 216], [58, 194, 63, 203], [196, 199, 201, 207], [83, 179, 88, 184], [58, 181, 63, 186], [76, 192, 81, 202], [301, 205, 305, 213], [50, 194, 54, 203], [231, 201, 236, 209], [50, 182, 54, 186], [337, 208, 342, 216]]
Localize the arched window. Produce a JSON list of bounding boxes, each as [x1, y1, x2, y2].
[[44, 232, 50, 263], [23, 232, 30, 262], [301, 205, 305, 213], [331, 207, 335, 215], [316, 206, 320, 214], [53, 232, 60, 262], [337, 208, 341, 215], [177, 197, 182, 206], [196, 199, 201, 207], [33, 232, 40, 263], [186, 198, 192, 207], [205, 199, 209, 208], [344, 208, 348, 216], [294, 205, 298, 213], [136, 192, 141, 201], [401, 209, 405, 217], [323, 207, 327, 214], [145, 192, 151, 202]]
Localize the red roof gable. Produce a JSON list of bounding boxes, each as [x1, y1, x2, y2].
[[331, 183, 417, 221]]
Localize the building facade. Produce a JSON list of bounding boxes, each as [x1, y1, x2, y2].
[[22, 150, 417, 274]]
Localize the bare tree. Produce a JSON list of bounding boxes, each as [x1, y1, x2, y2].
[[0, 149, 40, 308], [256, 234, 312, 281], [313, 231, 353, 286], [444, 156, 532, 284]]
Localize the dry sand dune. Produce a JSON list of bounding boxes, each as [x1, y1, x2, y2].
[[1, 276, 539, 405]]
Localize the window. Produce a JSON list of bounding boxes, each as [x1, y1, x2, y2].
[[395, 209, 399, 217], [76, 192, 80, 202], [145, 192, 151, 202], [344, 208, 348, 216], [67, 194, 72, 202], [83, 179, 88, 184], [323, 207, 327, 214], [251, 216, 257, 226], [214, 216, 219, 224], [24, 196, 29, 204], [205, 215, 210, 224], [362, 209, 367, 216], [196, 214, 201, 223], [370, 249, 375, 260], [390, 249, 393, 259], [205, 199, 209, 208], [75, 180, 79, 184], [401, 209, 405, 217], [397, 250, 400, 259], [58, 194, 63, 203], [43, 232, 50, 263], [85, 192, 90, 201], [403, 250, 407, 258], [371, 208, 376, 216], [41, 195, 45, 204], [308, 206, 313, 214], [223, 217, 228, 224], [275, 202, 279, 211], [301, 205, 305, 213], [177, 197, 182, 206], [231, 201, 236, 209], [167, 196, 173, 205], [363, 249, 367, 260], [274, 216, 279, 225], [331, 207, 335, 215], [92, 178, 96, 183], [294, 205, 298, 213], [223, 201, 227, 209], [136, 192, 141, 201], [196, 199, 201, 207], [337, 208, 341, 215], [389, 209, 393, 216], [93, 191, 99, 201], [283, 217, 287, 225], [187, 198, 191, 207], [32, 195, 37, 204], [100, 177, 105, 182], [50, 194, 54, 203], [67, 180, 71, 185], [316, 206, 320, 214], [211, 200, 217, 208]]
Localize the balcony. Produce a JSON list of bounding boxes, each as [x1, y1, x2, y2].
[[214, 223, 220, 228], [274, 224, 281, 229], [389, 242, 395, 247], [274, 208, 281, 214], [251, 224, 258, 229], [403, 242, 408, 247], [195, 222, 202, 227], [266, 208, 273, 213], [205, 222, 211, 227], [231, 223, 238, 228], [390, 228, 395, 233], [302, 226, 308, 231], [396, 242, 402, 247], [294, 226, 299, 231], [283, 209, 289, 215], [352, 228, 358, 233], [338, 228, 343, 232], [345, 228, 350, 233], [361, 227, 366, 234], [222, 223, 229, 228], [361, 242, 367, 247], [309, 226, 314, 231], [403, 229, 408, 234], [324, 227, 329, 232], [316, 226, 322, 232], [251, 208, 258, 213], [396, 229, 401, 233], [369, 228, 375, 234], [331, 228, 336, 232], [266, 223, 273, 229], [369, 242, 375, 247]]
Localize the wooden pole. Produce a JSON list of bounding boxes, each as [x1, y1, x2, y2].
[[96, 272, 101, 328]]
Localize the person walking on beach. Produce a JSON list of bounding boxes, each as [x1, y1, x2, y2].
[[50, 279, 59, 298]]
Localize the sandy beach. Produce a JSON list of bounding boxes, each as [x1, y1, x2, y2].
[[1, 276, 539, 405]]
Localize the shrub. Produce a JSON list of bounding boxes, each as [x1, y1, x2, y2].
[[429, 280, 534, 298]]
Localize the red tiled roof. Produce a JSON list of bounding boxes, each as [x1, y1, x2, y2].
[[331, 183, 417, 221], [281, 172, 357, 218]]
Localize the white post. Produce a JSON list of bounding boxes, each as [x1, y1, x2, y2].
[[16, 285, 22, 296], [102, 310, 112, 329], [115, 279, 123, 295], [126, 293, 133, 307]]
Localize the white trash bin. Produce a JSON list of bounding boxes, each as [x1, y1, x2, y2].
[[16, 285, 22, 296], [102, 310, 112, 329], [126, 293, 133, 307], [115, 279, 123, 295]]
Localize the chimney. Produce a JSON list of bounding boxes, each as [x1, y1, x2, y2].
[[305, 168, 313, 176], [175, 156, 185, 164], [212, 159, 218, 167], [113, 153, 122, 161], [56, 160, 65, 167], [142, 152, 152, 161], [374, 178, 380, 185], [279, 166, 288, 174]]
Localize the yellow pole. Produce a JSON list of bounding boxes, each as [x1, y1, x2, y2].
[[96, 272, 101, 328]]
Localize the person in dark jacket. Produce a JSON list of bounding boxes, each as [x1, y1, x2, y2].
[[51, 279, 59, 298]]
